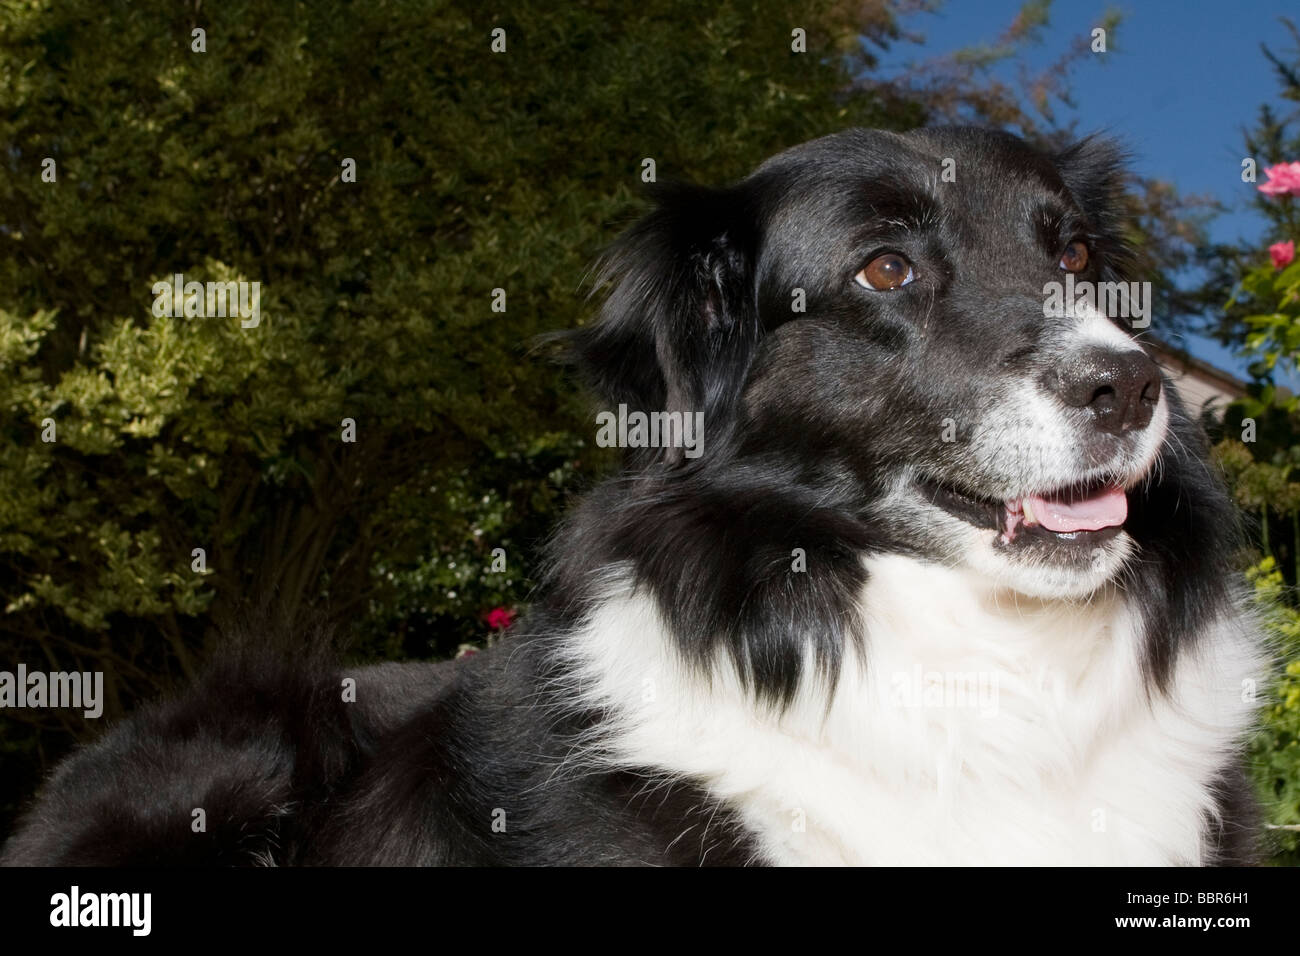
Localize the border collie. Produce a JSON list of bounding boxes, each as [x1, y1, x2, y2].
[[2, 127, 1266, 866]]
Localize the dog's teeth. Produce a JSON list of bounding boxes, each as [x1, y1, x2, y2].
[[1022, 499, 1038, 526]]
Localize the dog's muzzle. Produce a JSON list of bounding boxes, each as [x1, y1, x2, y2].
[[1042, 347, 1163, 435]]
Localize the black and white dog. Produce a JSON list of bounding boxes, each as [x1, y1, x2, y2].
[[3, 127, 1265, 866]]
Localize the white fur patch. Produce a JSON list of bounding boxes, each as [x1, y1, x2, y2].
[[561, 555, 1264, 865]]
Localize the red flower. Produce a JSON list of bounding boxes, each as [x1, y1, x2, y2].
[[1259, 161, 1300, 197], [1269, 240, 1295, 270], [485, 606, 517, 630]]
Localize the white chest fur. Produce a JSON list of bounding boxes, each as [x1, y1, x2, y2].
[[562, 555, 1264, 865]]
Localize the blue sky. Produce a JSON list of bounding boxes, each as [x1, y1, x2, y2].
[[875, 0, 1298, 383]]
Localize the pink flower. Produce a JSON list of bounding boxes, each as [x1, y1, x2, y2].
[[1270, 240, 1295, 270], [1259, 161, 1300, 197], [485, 606, 516, 630]]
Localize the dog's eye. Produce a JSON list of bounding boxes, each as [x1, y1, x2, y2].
[[855, 253, 915, 291], [1059, 240, 1089, 272]]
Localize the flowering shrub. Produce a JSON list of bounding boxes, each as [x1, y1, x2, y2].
[[1247, 558, 1300, 864], [1231, 163, 1300, 397], [1218, 130, 1300, 864]]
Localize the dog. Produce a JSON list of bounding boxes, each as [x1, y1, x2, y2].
[[2, 126, 1266, 866]]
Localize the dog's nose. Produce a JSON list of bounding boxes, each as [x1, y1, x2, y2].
[[1045, 348, 1162, 434]]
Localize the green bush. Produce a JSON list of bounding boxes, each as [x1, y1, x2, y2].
[[1247, 558, 1300, 863], [0, 0, 933, 831]]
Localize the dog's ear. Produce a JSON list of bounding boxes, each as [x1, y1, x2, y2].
[[566, 180, 760, 449], [1052, 136, 1134, 278]]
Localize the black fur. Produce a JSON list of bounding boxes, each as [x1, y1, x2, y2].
[[2, 127, 1260, 865]]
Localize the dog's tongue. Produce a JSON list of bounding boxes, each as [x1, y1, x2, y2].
[[1024, 485, 1127, 533]]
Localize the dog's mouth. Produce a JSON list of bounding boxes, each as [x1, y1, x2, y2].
[[919, 477, 1127, 549]]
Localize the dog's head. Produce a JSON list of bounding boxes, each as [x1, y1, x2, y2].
[[573, 127, 1174, 602]]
